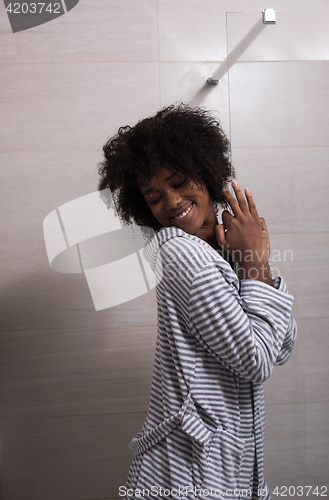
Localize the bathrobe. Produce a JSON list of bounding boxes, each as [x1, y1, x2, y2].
[[125, 227, 297, 500]]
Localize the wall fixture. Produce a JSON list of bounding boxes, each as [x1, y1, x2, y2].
[[207, 8, 276, 85], [262, 8, 276, 24]]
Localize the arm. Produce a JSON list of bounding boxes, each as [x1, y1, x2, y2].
[[188, 263, 294, 383], [188, 181, 296, 382]]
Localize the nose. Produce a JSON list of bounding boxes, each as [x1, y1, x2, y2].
[[164, 189, 183, 210]]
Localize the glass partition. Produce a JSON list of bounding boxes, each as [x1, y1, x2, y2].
[[225, 10, 329, 492]]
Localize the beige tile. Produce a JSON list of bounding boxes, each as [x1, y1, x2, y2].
[[1, 151, 103, 244], [0, 1, 11, 34], [226, 12, 329, 62], [0, 0, 158, 62], [160, 62, 230, 134], [229, 62, 329, 148], [0, 325, 156, 419], [0, 252, 157, 332], [231, 147, 329, 234], [264, 402, 329, 487], [267, 232, 329, 320], [0, 62, 160, 153], [264, 317, 329, 406], [158, 0, 227, 62], [0, 412, 146, 500]]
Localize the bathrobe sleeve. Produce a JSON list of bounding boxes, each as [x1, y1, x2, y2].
[[272, 276, 297, 365], [188, 262, 296, 383]]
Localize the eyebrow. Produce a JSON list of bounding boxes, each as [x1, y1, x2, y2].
[[141, 171, 177, 196], [141, 186, 154, 196]]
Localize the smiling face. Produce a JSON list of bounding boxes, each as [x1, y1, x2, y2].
[[140, 167, 218, 245]]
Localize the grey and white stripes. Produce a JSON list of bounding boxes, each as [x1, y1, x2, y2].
[[126, 227, 297, 500]]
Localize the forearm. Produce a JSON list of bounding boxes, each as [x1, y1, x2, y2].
[[239, 261, 274, 287], [189, 264, 294, 382]]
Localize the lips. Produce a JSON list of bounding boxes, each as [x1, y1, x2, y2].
[[171, 203, 194, 221]]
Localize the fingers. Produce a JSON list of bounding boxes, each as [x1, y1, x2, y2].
[[222, 182, 260, 220], [221, 209, 233, 227], [232, 181, 251, 216], [215, 223, 226, 248], [259, 217, 271, 258], [222, 182, 248, 217], [244, 187, 260, 220]]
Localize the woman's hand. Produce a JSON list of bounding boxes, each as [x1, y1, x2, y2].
[[260, 216, 271, 264], [215, 181, 273, 286]]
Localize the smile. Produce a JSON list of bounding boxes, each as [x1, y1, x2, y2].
[[172, 203, 194, 220]]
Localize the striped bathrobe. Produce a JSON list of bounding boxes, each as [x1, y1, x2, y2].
[[126, 227, 297, 500]]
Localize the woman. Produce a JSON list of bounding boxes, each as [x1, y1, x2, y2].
[[98, 104, 297, 500]]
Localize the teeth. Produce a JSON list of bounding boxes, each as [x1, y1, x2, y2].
[[174, 204, 192, 219]]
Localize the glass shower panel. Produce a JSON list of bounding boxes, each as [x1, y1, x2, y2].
[[225, 11, 329, 234], [225, 10, 329, 491]]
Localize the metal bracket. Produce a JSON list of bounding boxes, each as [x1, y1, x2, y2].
[[207, 77, 220, 85], [262, 8, 276, 24], [206, 8, 276, 85]]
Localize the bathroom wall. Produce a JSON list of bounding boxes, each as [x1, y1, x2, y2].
[[0, 1, 328, 499]]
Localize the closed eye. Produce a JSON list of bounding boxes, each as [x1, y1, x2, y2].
[[148, 197, 161, 205], [174, 178, 187, 188]]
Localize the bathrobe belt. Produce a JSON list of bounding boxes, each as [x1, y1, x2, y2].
[[129, 392, 218, 458]]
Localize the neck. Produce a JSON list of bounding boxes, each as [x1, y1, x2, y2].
[[193, 218, 219, 250], [206, 231, 220, 250], [191, 197, 219, 249]]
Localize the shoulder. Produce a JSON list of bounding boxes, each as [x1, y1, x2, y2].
[[158, 227, 217, 265], [155, 227, 235, 285]]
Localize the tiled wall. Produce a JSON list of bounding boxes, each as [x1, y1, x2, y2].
[[0, 1, 328, 499]]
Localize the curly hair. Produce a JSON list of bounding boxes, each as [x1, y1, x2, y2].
[[98, 103, 234, 231]]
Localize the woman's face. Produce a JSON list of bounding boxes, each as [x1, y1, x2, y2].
[[140, 167, 217, 242]]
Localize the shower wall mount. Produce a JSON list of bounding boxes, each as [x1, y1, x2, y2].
[[262, 8, 276, 24], [207, 8, 276, 85]]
